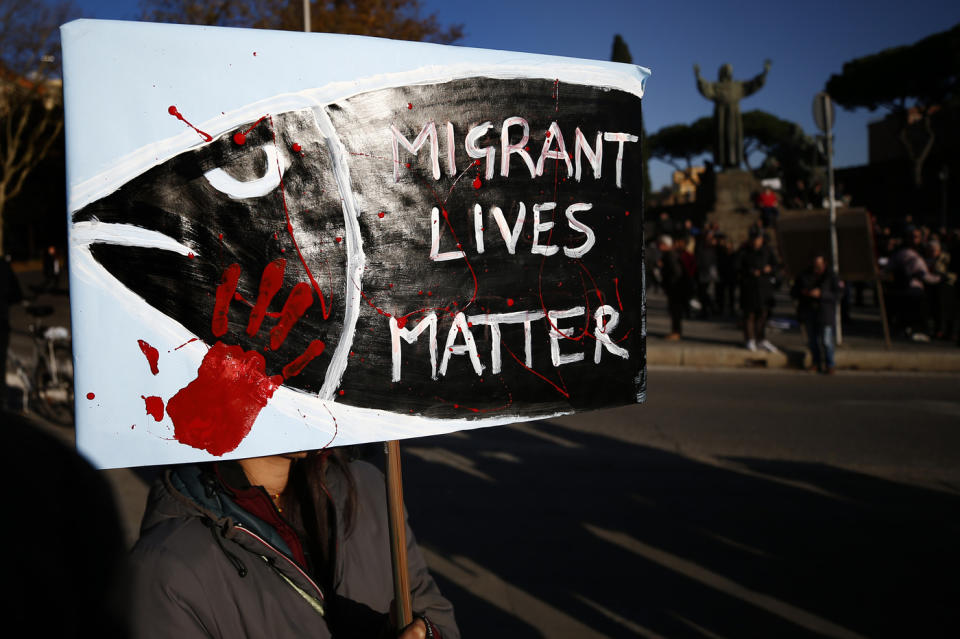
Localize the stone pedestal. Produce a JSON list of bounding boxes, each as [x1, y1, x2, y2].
[[704, 169, 760, 245]]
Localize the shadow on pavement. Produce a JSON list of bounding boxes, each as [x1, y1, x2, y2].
[[400, 420, 960, 638]]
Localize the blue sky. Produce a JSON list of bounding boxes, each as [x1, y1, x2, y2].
[[67, 0, 960, 188]]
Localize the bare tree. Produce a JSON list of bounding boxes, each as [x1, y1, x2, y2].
[[141, 0, 464, 43], [0, 0, 77, 252]]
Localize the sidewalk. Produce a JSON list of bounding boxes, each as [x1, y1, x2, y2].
[[645, 287, 960, 373], [8, 261, 960, 375]]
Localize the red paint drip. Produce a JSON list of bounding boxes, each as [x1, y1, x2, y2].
[[501, 342, 570, 398], [269, 282, 313, 351], [174, 337, 201, 351], [167, 105, 212, 142], [613, 277, 624, 311], [335, 236, 342, 243], [137, 339, 160, 375], [507, 298, 515, 307], [624, 210, 630, 217], [142, 395, 165, 422], [282, 340, 326, 379], [472, 176, 482, 189], [268, 115, 332, 320], [247, 259, 286, 337], [378, 211, 385, 218], [212, 264, 242, 337], [86, 392, 95, 400], [338, 390, 345, 396], [188, 252, 195, 259], [166, 341, 282, 456], [292, 142, 302, 152], [407, 103, 413, 109]]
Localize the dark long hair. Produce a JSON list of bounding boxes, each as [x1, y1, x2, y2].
[[280, 448, 357, 590]]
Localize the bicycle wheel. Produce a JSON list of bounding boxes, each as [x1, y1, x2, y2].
[[33, 343, 75, 426]]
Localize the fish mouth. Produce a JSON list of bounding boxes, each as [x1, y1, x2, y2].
[[71, 110, 349, 396]]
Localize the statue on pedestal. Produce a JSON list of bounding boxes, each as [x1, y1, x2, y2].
[[694, 60, 771, 169]]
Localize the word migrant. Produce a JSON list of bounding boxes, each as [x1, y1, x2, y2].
[[391, 117, 639, 188]]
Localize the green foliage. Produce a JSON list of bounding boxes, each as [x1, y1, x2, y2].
[[825, 22, 959, 186], [607, 35, 648, 197], [611, 34, 632, 64], [826, 23, 959, 112], [743, 110, 820, 185], [647, 118, 712, 172]]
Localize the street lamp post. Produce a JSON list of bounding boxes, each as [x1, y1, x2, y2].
[[813, 92, 842, 345]]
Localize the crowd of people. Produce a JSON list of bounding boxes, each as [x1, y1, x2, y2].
[[878, 221, 959, 343], [648, 213, 783, 354], [647, 210, 960, 373]]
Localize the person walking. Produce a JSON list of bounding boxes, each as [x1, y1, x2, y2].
[[736, 230, 779, 352], [658, 235, 686, 340], [696, 230, 721, 318], [792, 253, 840, 374]]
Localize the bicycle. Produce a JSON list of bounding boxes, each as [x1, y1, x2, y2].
[[10, 305, 75, 425]]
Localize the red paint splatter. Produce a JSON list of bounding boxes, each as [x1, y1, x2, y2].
[[142, 395, 165, 422], [624, 210, 630, 217], [212, 264, 242, 337], [166, 341, 282, 456], [167, 105, 212, 142], [247, 259, 286, 337], [335, 236, 343, 243], [338, 389, 345, 396], [378, 211, 385, 218], [86, 392, 95, 400], [507, 298, 515, 307], [188, 252, 195, 259], [407, 103, 413, 109], [137, 339, 160, 375], [232, 115, 269, 147], [292, 142, 302, 152], [282, 340, 326, 379], [472, 176, 482, 189], [269, 283, 313, 350]]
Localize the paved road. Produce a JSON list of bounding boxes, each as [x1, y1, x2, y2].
[[398, 369, 960, 638], [89, 368, 960, 637]]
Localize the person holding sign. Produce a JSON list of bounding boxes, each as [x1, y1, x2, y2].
[[129, 449, 457, 639]]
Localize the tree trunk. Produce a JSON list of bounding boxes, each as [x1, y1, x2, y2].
[[898, 111, 936, 188], [0, 191, 6, 254]]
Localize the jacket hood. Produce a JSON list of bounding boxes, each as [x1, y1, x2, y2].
[[141, 464, 296, 560]]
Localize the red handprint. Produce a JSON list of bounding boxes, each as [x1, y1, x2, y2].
[[166, 259, 325, 456]]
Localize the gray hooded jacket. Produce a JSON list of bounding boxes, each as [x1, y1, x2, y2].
[[129, 461, 458, 638]]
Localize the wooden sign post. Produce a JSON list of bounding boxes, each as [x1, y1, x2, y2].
[[385, 439, 413, 631]]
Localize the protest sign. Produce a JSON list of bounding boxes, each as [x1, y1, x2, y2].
[[61, 20, 649, 468]]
